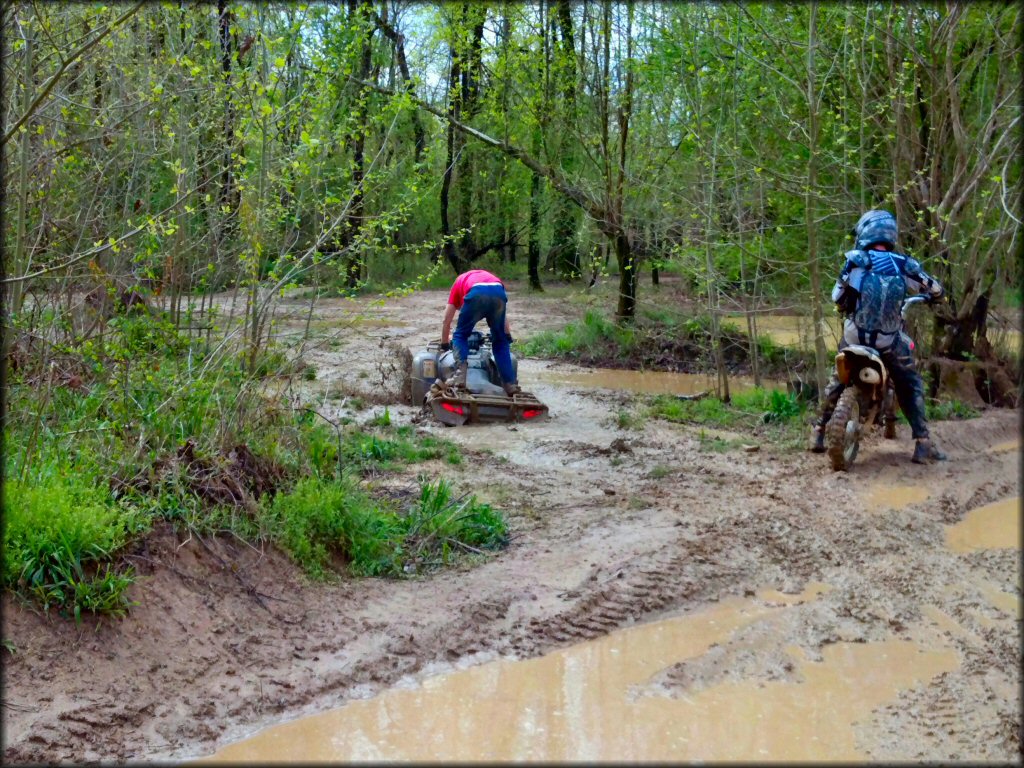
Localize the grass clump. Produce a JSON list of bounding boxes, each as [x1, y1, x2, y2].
[[649, 387, 804, 428], [520, 307, 813, 379], [925, 398, 980, 421], [2, 469, 148, 621], [648, 387, 808, 450], [263, 477, 507, 579], [520, 310, 634, 361]]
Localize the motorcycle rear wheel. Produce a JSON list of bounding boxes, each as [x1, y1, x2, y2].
[[827, 387, 861, 471]]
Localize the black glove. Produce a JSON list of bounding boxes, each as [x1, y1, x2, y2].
[[439, 342, 451, 351], [507, 335, 515, 345]]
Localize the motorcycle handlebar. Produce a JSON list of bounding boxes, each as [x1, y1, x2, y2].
[[901, 294, 930, 319]]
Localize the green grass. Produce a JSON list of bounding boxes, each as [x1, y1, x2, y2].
[[925, 398, 981, 421], [520, 310, 635, 360], [4, 308, 471, 618], [263, 477, 507, 579], [647, 387, 808, 448], [2, 468, 149, 621]]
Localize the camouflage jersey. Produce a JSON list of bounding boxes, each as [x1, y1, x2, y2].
[[830, 248, 943, 351]]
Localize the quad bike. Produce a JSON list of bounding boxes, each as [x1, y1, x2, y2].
[[825, 295, 928, 471], [411, 331, 549, 426]]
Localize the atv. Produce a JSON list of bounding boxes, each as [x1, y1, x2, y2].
[[411, 331, 549, 426]]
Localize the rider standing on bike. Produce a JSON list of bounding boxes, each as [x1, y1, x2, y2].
[[809, 209, 947, 464], [440, 269, 521, 396]]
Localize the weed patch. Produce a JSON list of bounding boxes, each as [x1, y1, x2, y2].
[[2, 470, 148, 621], [648, 388, 808, 448], [5, 308, 472, 619], [521, 309, 814, 379], [925, 398, 981, 421], [263, 477, 507, 579]]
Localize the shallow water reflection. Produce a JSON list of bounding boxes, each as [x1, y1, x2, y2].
[[200, 583, 957, 763]]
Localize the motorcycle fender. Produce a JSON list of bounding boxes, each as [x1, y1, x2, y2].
[[835, 353, 851, 386]]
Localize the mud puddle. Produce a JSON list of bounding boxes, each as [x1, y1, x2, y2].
[[863, 484, 930, 510], [534, 367, 782, 396], [200, 582, 957, 763], [986, 438, 1020, 453], [945, 497, 1021, 553]]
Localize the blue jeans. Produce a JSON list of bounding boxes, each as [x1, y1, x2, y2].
[[452, 284, 517, 385]]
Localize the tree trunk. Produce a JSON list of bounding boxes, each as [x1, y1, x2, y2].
[[345, 0, 373, 289], [217, 0, 240, 252], [549, 0, 581, 279], [439, 10, 464, 273], [805, 2, 828, 402], [614, 232, 636, 319], [373, 7, 425, 163], [528, 130, 544, 291], [10, 12, 34, 316]]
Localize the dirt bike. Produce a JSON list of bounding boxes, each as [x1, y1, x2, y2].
[[826, 295, 928, 471]]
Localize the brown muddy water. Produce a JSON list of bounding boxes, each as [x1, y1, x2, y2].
[[199, 583, 959, 763], [862, 484, 930, 511], [534, 367, 782, 397], [945, 497, 1021, 553], [986, 439, 1020, 454], [723, 314, 842, 350]]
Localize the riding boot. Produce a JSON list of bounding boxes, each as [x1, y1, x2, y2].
[[912, 438, 947, 464], [450, 361, 469, 390], [808, 422, 826, 453], [503, 382, 521, 396]]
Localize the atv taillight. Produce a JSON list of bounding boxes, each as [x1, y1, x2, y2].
[[522, 409, 542, 419], [441, 403, 464, 415]]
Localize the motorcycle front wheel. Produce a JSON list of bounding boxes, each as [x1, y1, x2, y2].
[[827, 387, 861, 471]]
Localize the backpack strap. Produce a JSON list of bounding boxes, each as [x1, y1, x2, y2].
[[857, 328, 880, 348]]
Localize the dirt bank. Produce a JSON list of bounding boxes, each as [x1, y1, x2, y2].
[[3, 283, 1020, 763]]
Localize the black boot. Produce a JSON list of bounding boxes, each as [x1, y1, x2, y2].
[[912, 438, 947, 464], [808, 423, 826, 453]]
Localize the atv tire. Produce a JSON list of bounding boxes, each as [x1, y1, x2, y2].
[[827, 387, 861, 471]]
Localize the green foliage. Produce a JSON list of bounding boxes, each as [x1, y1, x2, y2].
[[520, 310, 634, 359], [369, 407, 391, 427], [766, 389, 802, 421], [263, 477, 507, 579], [2, 471, 148, 621], [648, 387, 807, 430], [925, 399, 980, 422], [262, 476, 397, 580], [401, 478, 509, 565], [756, 334, 787, 367], [615, 408, 645, 430]]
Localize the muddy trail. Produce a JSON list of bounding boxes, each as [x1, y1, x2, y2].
[[3, 283, 1020, 763]]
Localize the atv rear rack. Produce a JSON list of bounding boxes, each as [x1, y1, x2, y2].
[[426, 385, 549, 427]]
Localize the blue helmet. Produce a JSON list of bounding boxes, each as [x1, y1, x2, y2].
[[853, 209, 898, 250]]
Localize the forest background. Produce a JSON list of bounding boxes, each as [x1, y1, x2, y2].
[[1, 2, 1020, 617]]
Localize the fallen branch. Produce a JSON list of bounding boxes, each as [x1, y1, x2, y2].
[[675, 390, 709, 401]]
